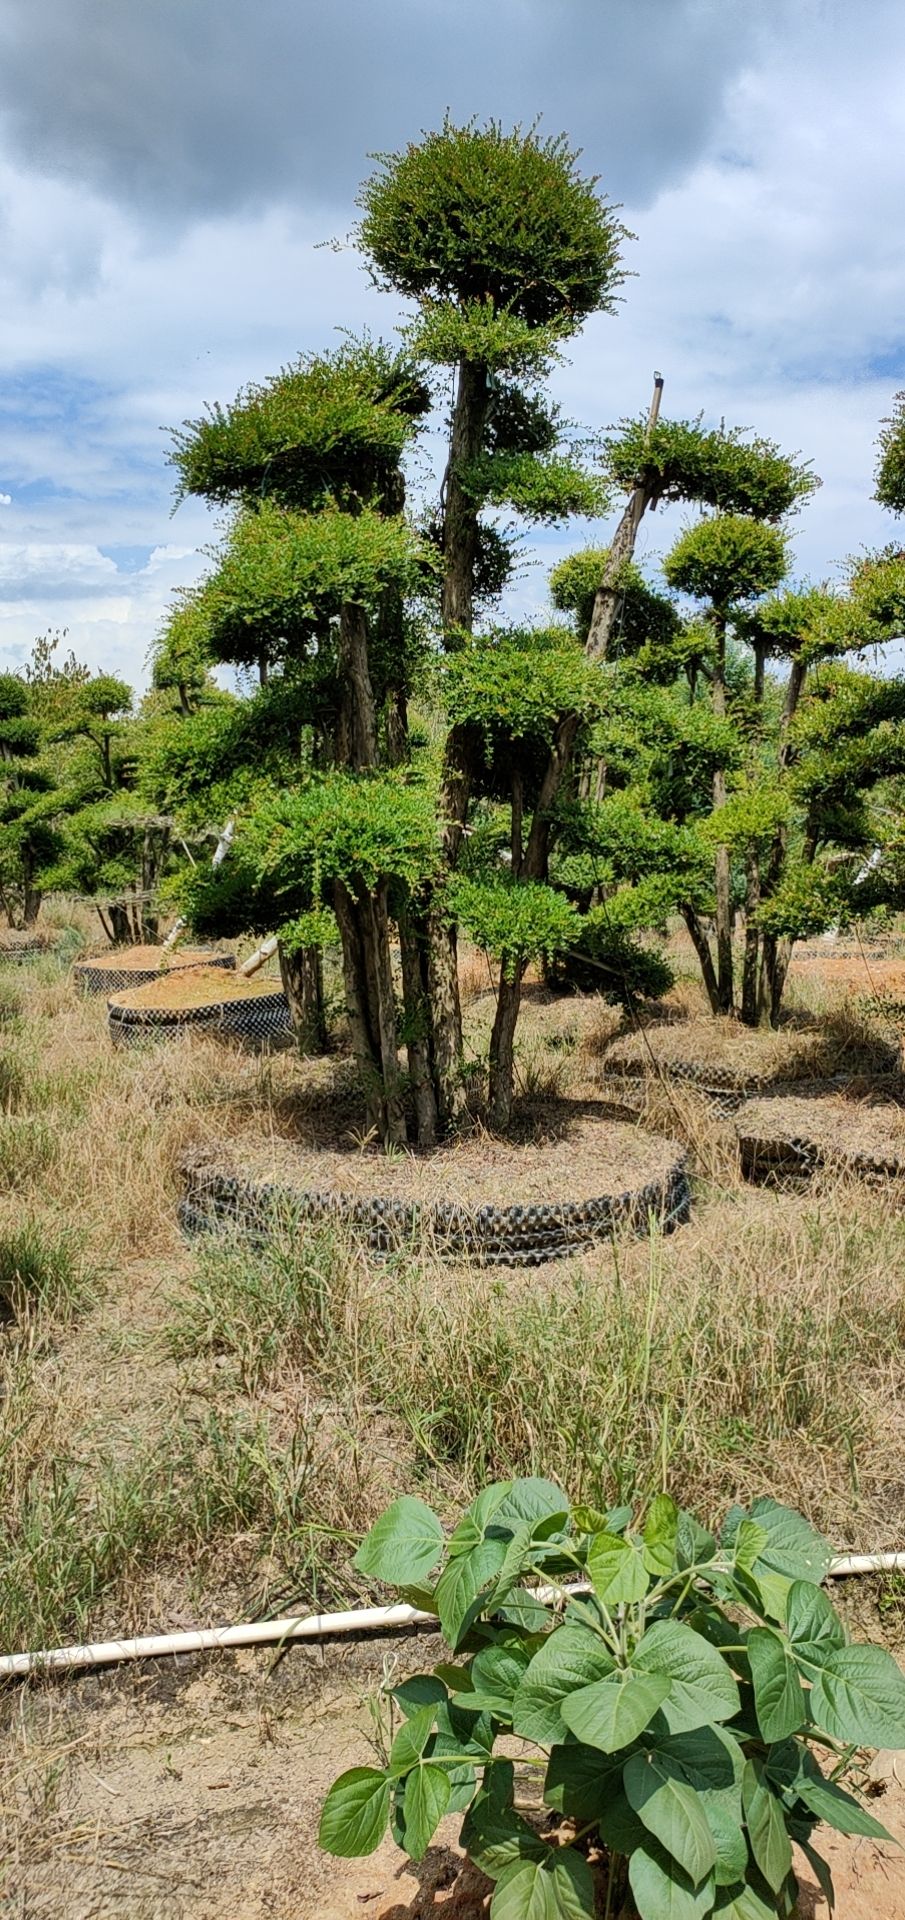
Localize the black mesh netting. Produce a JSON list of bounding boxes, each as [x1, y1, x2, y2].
[[108, 989, 293, 1049], [0, 938, 49, 965], [74, 951, 236, 997], [178, 1154, 692, 1268]]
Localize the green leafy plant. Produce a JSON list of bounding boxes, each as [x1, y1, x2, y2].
[[320, 1481, 905, 1917]]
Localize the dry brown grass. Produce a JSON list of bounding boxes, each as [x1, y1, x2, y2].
[[2, 925, 905, 1664]]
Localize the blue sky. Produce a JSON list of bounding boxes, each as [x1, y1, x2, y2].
[[0, 0, 903, 686]]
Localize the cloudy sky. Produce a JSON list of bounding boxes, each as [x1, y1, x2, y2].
[[0, 0, 903, 688]]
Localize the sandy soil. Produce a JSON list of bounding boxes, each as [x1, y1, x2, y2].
[[108, 965, 284, 1012], [192, 1099, 681, 1210], [5, 1638, 905, 1920]]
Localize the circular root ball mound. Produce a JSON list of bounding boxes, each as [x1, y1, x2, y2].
[[106, 962, 291, 1048], [74, 946, 235, 997], [736, 1090, 905, 1185], [0, 932, 58, 964], [598, 1015, 900, 1108], [179, 1105, 691, 1267]]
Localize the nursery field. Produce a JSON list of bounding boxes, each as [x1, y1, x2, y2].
[[4, 913, 905, 1916]]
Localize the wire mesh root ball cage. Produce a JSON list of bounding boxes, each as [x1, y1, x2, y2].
[[106, 962, 292, 1048], [74, 946, 236, 997]]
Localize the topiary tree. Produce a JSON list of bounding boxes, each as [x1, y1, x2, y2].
[[161, 123, 630, 1142], [662, 516, 789, 1013], [586, 410, 818, 660], [0, 675, 60, 928]]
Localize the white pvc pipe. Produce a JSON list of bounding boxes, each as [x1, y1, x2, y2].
[[1, 1554, 904, 1682]]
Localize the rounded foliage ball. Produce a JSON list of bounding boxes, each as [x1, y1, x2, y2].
[[358, 119, 628, 328]]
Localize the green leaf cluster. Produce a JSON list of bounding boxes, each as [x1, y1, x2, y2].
[[460, 453, 609, 523], [170, 339, 428, 511], [549, 548, 680, 656], [445, 628, 602, 746], [196, 502, 432, 668], [358, 119, 628, 330], [605, 417, 818, 522], [450, 875, 582, 972], [664, 517, 788, 613], [321, 1484, 905, 1918]]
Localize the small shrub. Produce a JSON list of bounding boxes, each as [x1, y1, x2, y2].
[[0, 1221, 94, 1320], [545, 926, 675, 1002], [321, 1482, 905, 1917]]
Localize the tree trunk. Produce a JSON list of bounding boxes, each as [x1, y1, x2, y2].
[[488, 961, 525, 1131], [108, 902, 135, 944], [757, 654, 808, 1024], [278, 941, 327, 1055], [710, 611, 734, 1013], [740, 853, 761, 1026], [585, 374, 664, 662], [398, 908, 438, 1149], [333, 882, 404, 1145], [423, 721, 482, 1131], [336, 603, 378, 770], [681, 905, 720, 1013], [441, 359, 491, 637]]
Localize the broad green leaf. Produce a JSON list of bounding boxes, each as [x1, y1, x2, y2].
[[544, 1743, 620, 1822], [587, 1530, 648, 1606], [746, 1499, 832, 1588], [454, 1640, 532, 1718], [648, 1724, 744, 1796], [810, 1643, 905, 1748], [628, 1841, 714, 1920], [742, 1759, 792, 1894], [491, 1848, 595, 1920], [401, 1763, 451, 1860], [392, 1674, 448, 1716], [701, 1792, 749, 1886], [492, 1478, 568, 1533], [571, 1503, 610, 1533], [434, 1696, 495, 1760], [460, 1794, 546, 1880], [389, 1704, 437, 1778], [446, 1763, 478, 1814], [496, 1588, 552, 1631], [641, 1728, 744, 1883], [624, 1751, 716, 1885], [676, 1509, 717, 1570], [634, 1619, 741, 1733], [644, 1494, 680, 1578], [488, 1520, 535, 1605], [785, 1580, 846, 1672], [318, 1766, 391, 1857], [435, 1535, 509, 1646], [734, 1519, 769, 1576], [448, 1482, 512, 1557], [561, 1670, 670, 1753], [485, 1758, 516, 1807], [433, 1662, 473, 1692], [353, 1496, 444, 1586], [469, 1481, 515, 1529], [712, 1883, 776, 1919], [794, 1765, 896, 1840], [512, 1625, 615, 1746], [747, 1628, 805, 1740], [596, 1782, 648, 1853]]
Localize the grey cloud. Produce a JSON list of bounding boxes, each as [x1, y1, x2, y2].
[[0, 0, 769, 225]]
